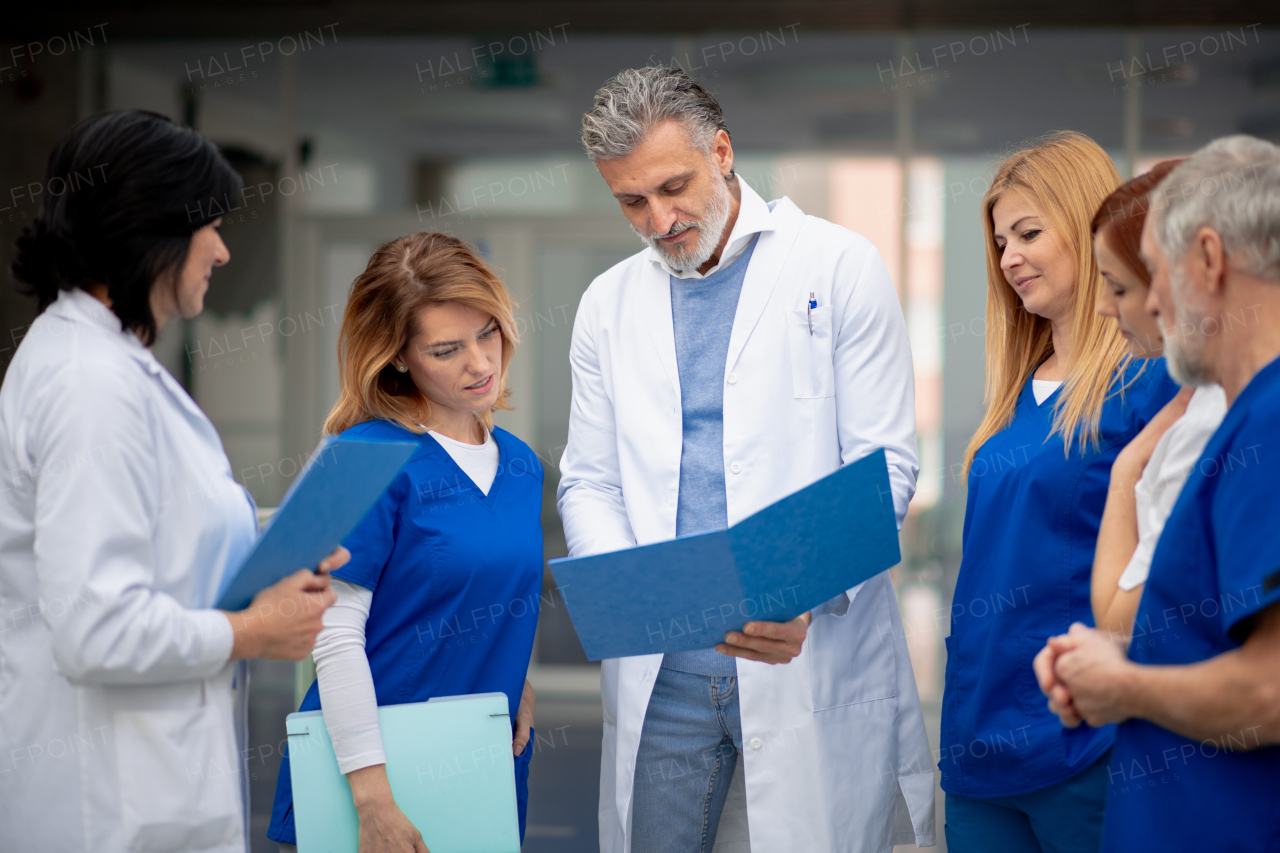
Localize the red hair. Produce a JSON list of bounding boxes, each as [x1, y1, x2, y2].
[[1090, 159, 1187, 285], [324, 232, 519, 436]]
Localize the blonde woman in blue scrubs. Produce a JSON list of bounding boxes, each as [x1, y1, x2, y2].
[[940, 132, 1179, 852]]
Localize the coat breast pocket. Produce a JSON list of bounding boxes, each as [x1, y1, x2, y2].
[[113, 686, 241, 852], [786, 306, 835, 399]]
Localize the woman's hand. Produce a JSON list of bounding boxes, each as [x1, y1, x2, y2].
[[318, 545, 352, 574], [348, 765, 430, 853], [1035, 636, 1083, 728], [224, 568, 336, 661], [1114, 387, 1193, 477], [223, 547, 348, 660], [514, 678, 536, 756]]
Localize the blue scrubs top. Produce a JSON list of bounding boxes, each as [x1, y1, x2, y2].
[[1103, 356, 1280, 852], [940, 359, 1178, 798], [267, 420, 545, 846]]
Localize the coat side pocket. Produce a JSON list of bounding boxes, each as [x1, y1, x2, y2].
[[808, 577, 897, 710], [114, 693, 241, 852]]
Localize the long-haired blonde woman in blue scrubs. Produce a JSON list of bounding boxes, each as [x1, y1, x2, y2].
[[940, 132, 1179, 852]]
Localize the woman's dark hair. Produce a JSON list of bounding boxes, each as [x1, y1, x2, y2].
[[11, 109, 243, 345]]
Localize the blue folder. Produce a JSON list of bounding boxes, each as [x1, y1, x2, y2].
[[287, 693, 520, 853], [549, 448, 902, 661], [214, 436, 418, 611]]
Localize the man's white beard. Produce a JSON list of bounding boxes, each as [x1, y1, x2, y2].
[[633, 174, 732, 273], [1162, 264, 1213, 387]]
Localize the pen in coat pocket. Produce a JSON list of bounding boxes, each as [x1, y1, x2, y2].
[[808, 292, 817, 336]]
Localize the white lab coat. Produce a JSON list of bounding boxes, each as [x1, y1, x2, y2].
[[557, 181, 936, 852], [0, 289, 258, 853]]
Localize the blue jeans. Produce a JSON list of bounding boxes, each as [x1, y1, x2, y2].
[[631, 668, 744, 853], [945, 750, 1111, 853]]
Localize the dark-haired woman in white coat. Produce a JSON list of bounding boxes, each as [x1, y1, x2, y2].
[[0, 110, 346, 853]]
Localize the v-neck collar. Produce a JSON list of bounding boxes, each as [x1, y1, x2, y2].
[[1022, 369, 1063, 411], [1227, 351, 1280, 414], [420, 427, 506, 508], [1028, 379, 1063, 408]]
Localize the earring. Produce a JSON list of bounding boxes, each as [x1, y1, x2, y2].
[[395, 363, 407, 373]]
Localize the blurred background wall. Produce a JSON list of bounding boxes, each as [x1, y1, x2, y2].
[[3, 3, 1279, 850]]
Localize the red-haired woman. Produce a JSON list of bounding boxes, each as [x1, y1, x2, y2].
[[1085, 160, 1227, 640], [268, 232, 542, 852]]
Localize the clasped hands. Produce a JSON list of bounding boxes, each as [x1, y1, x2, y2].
[[1033, 622, 1134, 728], [716, 611, 812, 664]]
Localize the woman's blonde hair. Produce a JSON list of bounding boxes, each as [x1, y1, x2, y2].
[[324, 232, 519, 436], [963, 131, 1129, 474]]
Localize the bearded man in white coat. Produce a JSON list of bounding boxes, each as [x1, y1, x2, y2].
[[556, 66, 936, 852]]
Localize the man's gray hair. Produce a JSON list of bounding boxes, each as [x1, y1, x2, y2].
[[581, 66, 730, 162], [1152, 134, 1280, 281]]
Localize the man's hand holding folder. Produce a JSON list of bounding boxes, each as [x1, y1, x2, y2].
[[717, 610, 813, 664], [550, 449, 901, 662]]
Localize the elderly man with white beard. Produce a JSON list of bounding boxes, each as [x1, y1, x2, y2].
[[1034, 134, 1280, 853], [556, 66, 935, 852]]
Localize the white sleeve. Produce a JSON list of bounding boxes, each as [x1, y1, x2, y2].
[[556, 286, 639, 558], [313, 578, 386, 774], [1117, 386, 1227, 592], [1119, 456, 1185, 591], [833, 240, 919, 526], [32, 360, 233, 685], [1117, 531, 1157, 591], [821, 238, 920, 618]]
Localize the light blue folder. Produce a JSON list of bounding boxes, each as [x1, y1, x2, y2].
[[549, 448, 902, 661], [215, 436, 418, 612], [287, 693, 520, 853]]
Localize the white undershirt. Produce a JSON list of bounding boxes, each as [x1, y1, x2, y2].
[[428, 428, 499, 494], [314, 428, 501, 774], [1032, 379, 1062, 406], [1117, 384, 1227, 590]]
